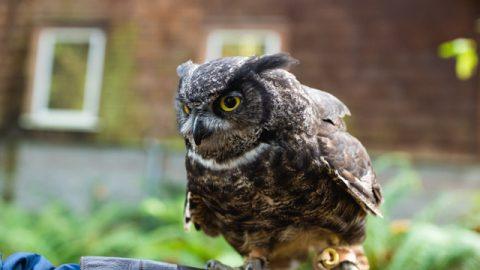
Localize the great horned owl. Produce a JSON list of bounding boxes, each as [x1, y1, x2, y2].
[[175, 54, 383, 270]]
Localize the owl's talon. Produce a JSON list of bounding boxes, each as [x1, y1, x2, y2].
[[243, 258, 264, 270], [332, 261, 360, 270], [206, 260, 234, 270], [205, 258, 264, 270], [315, 246, 368, 270]]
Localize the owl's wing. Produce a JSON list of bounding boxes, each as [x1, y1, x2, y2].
[[319, 131, 383, 216], [303, 85, 382, 215], [303, 85, 350, 130]]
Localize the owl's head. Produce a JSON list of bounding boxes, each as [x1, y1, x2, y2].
[[175, 53, 302, 161]]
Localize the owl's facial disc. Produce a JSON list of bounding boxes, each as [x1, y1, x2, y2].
[[180, 103, 233, 147], [180, 91, 244, 146], [178, 87, 264, 162]]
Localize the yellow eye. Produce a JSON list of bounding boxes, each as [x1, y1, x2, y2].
[[219, 96, 241, 112], [182, 104, 190, 114]]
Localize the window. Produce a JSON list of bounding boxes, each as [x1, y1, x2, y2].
[[21, 27, 106, 131], [205, 29, 281, 61]]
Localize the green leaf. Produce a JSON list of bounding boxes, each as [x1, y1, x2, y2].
[[439, 38, 478, 80], [456, 50, 478, 80]]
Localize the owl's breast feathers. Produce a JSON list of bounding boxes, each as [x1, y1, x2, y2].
[[184, 143, 378, 252]]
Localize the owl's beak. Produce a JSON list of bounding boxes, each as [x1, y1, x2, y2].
[[192, 116, 212, 146]]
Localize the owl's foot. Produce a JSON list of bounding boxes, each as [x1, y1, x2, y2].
[[206, 258, 265, 270], [314, 246, 368, 270]]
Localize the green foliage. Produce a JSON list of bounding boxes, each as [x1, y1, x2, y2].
[[364, 154, 480, 270], [0, 198, 242, 268], [439, 38, 478, 80], [462, 193, 480, 231], [1, 154, 479, 269], [387, 224, 480, 270]]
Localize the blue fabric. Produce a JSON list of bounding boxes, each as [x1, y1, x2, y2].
[[1, 253, 79, 270]]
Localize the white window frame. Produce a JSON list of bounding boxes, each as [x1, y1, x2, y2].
[[21, 27, 106, 131], [204, 29, 281, 61]]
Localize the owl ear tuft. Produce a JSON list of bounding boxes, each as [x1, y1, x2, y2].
[[231, 53, 298, 82], [177, 60, 197, 78], [252, 53, 299, 73]]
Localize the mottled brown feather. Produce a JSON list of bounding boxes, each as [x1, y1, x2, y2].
[[318, 132, 383, 217], [176, 55, 383, 269]]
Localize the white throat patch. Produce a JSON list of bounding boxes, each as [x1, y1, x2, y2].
[[187, 143, 269, 170]]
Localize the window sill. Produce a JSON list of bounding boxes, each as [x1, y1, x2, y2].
[[20, 113, 99, 132]]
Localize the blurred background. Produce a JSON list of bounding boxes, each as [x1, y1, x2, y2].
[[0, 0, 480, 269]]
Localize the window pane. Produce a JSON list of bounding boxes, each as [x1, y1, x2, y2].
[[48, 42, 89, 110], [221, 34, 267, 57]]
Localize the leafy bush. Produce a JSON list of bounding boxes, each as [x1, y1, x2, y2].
[[365, 154, 480, 270], [0, 198, 242, 267], [1, 154, 479, 269]]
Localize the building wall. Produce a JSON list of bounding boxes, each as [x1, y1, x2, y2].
[[0, 0, 26, 133], [290, 0, 479, 156], [200, 0, 480, 155], [1, 140, 186, 211], [0, 1, 6, 128], [0, 0, 479, 156]]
